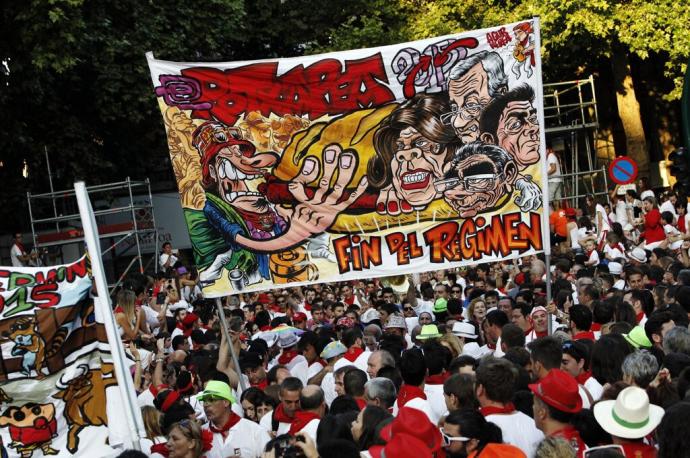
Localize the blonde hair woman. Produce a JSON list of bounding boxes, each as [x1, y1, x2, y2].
[[167, 420, 210, 458], [439, 333, 463, 359], [115, 289, 144, 341], [141, 406, 166, 456]]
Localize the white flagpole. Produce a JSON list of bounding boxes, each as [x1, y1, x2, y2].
[[74, 181, 145, 450]]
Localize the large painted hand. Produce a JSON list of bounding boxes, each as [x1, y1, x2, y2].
[[514, 174, 542, 212], [283, 144, 368, 236]]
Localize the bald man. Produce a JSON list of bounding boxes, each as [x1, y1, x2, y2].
[[289, 385, 325, 441]]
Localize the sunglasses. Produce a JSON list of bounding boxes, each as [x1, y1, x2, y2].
[[403, 307, 413, 311], [440, 428, 470, 446], [201, 395, 226, 403]]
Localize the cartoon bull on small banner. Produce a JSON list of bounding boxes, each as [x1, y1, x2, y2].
[[53, 363, 118, 453]]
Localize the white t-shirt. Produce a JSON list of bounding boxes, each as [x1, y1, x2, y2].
[[208, 417, 271, 458], [603, 244, 626, 260], [10, 243, 25, 267], [159, 252, 179, 270], [547, 153, 562, 182], [614, 200, 629, 227], [258, 410, 291, 437], [660, 200, 677, 217], [594, 204, 610, 232], [423, 382, 446, 425], [586, 250, 600, 265], [485, 411, 543, 458]]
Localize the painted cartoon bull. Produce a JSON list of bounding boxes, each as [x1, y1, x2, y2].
[[52, 363, 118, 453], [0, 402, 58, 458]]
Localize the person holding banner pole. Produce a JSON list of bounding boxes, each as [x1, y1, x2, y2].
[[74, 181, 146, 451], [215, 297, 247, 392]]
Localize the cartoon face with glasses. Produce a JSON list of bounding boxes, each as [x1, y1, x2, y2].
[[436, 143, 518, 217]]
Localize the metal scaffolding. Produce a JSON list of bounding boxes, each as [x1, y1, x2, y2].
[[543, 75, 609, 207], [26, 178, 159, 283]]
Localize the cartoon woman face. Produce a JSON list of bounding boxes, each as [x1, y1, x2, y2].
[[390, 126, 446, 208]]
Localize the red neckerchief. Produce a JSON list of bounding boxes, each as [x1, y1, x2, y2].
[[343, 295, 355, 305], [425, 372, 450, 385], [150, 443, 169, 457], [480, 403, 516, 416], [278, 349, 300, 365], [355, 398, 367, 411], [288, 411, 321, 435], [636, 312, 646, 323], [575, 370, 592, 385], [209, 412, 242, 439], [535, 330, 548, 338], [251, 379, 268, 390], [14, 241, 25, 254], [572, 331, 595, 341], [114, 306, 124, 314], [524, 327, 533, 336], [344, 346, 364, 362], [591, 323, 602, 332], [304, 302, 312, 312], [397, 384, 427, 408], [487, 343, 496, 350], [273, 403, 297, 424]]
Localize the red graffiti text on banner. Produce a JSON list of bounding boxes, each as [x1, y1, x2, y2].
[[163, 55, 396, 125]]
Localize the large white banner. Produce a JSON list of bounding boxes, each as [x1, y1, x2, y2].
[[148, 19, 549, 296]]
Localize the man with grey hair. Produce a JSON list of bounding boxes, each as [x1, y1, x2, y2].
[[364, 377, 397, 411], [663, 326, 690, 355], [444, 51, 508, 145], [367, 350, 396, 379], [622, 350, 659, 389]]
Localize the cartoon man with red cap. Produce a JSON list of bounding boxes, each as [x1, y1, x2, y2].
[[186, 121, 368, 290], [530, 369, 586, 457]]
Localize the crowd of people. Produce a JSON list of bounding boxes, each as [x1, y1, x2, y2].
[[106, 178, 690, 458]]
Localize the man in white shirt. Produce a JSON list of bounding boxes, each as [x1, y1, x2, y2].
[[660, 191, 678, 217], [476, 358, 543, 457], [201, 380, 270, 458], [546, 145, 563, 202], [159, 241, 179, 271], [10, 233, 30, 267], [259, 377, 303, 436]]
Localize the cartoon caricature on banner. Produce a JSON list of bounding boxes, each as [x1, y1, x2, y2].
[[147, 19, 549, 296], [0, 258, 127, 457]]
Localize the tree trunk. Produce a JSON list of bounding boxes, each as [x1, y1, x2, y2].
[[611, 50, 649, 176]]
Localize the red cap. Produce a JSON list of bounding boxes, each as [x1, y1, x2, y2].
[[257, 293, 271, 305], [293, 312, 307, 323], [529, 369, 582, 413], [565, 208, 577, 217], [369, 433, 433, 458], [379, 407, 442, 454], [335, 316, 355, 329]]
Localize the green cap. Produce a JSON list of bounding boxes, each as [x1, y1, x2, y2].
[[433, 298, 448, 313], [199, 380, 235, 404], [417, 324, 442, 340], [623, 326, 652, 349]]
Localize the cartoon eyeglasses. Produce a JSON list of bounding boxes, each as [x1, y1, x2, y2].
[[434, 173, 503, 193]]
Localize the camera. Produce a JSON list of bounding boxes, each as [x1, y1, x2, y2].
[[270, 434, 305, 458]]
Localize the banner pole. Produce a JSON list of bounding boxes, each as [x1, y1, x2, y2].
[[74, 181, 145, 451], [215, 297, 247, 391], [545, 253, 553, 335]]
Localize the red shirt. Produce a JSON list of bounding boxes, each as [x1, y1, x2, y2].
[[643, 208, 665, 243], [621, 442, 657, 458]]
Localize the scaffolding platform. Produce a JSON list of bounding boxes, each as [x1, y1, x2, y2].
[[27, 178, 159, 284]]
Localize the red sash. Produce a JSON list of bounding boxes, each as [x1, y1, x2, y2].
[[288, 411, 321, 435], [480, 403, 516, 417], [343, 347, 364, 362], [396, 384, 427, 408], [209, 412, 242, 439]]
